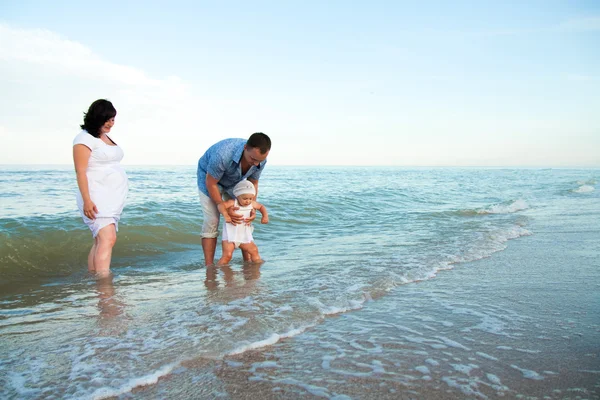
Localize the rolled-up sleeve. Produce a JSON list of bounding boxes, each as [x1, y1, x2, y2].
[[206, 153, 226, 181]]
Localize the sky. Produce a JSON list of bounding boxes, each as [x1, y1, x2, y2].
[[0, 0, 599, 166]]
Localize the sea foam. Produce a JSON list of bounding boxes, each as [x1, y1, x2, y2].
[[574, 185, 594, 193], [478, 199, 529, 214]]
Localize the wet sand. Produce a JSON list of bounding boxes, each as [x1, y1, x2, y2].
[[129, 218, 600, 399]]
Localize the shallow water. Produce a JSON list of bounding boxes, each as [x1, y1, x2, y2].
[[0, 166, 598, 399]]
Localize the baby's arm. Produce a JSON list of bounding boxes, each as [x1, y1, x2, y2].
[[253, 201, 269, 224]]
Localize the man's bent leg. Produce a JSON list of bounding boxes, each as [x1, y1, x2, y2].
[[202, 237, 218, 266], [199, 191, 221, 266]]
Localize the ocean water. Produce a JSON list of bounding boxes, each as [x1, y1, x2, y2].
[[0, 166, 598, 399]]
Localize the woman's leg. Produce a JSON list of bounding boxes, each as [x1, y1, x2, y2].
[[88, 238, 98, 273], [94, 224, 117, 277]]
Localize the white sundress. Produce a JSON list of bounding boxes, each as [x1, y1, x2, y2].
[[73, 130, 129, 237], [222, 199, 254, 248]]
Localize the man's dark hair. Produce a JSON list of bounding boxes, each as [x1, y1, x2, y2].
[[246, 132, 271, 154], [80, 99, 117, 138]]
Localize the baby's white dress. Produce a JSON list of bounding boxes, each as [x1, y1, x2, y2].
[[73, 130, 129, 237], [222, 199, 254, 247]]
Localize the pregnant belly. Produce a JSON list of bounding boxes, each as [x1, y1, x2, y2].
[[88, 169, 129, 215], [103, 169, 128, 191]]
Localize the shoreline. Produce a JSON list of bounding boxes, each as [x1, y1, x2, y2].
[[128, 214, 600, 399]]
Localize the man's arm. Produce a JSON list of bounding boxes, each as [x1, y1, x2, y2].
[[220, 199, 236, 223], [205, 174, 244, 225], [205, 174, 223, 203]]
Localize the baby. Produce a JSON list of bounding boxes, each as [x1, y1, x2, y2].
[[217, 180, 269, 265]]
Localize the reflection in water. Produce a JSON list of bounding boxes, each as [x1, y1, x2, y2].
[[205, 266, 219, 290], [204, 262, 262, 291], [242, 262, 261, 281], [95, 274, 127, 335]]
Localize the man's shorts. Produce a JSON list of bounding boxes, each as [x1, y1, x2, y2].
[[198, 190, 231, 238]]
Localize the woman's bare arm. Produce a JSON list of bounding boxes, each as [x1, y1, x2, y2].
[[73, 144, 97, 219]]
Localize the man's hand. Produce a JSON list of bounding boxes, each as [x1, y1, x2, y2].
[[245, 209, 257, 226], [218, 203, 233, 224], [224, 204, 245, 225]]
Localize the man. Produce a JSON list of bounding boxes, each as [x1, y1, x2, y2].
[[197, 132, 271, 265]]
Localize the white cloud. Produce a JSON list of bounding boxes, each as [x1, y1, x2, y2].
[[0, 24, 161, 86], [0, 23, 280, 165]]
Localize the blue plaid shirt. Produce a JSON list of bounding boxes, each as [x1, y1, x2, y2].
[[197, 138, 266, 198]]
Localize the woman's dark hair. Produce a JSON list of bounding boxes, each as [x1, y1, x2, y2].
[[247, 132, 271, 154], [80, 99, 117, 138]]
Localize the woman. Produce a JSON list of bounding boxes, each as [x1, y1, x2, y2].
[[73, 99, 128, 277]]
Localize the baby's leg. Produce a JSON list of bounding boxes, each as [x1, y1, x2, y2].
[[239, 242, 262, 263], [217, 241, 236, 265]]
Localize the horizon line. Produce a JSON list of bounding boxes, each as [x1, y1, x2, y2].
[[1, 164, 599, 169]]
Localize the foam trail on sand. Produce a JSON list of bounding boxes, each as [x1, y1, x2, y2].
[[92, 363, 178, 400]]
